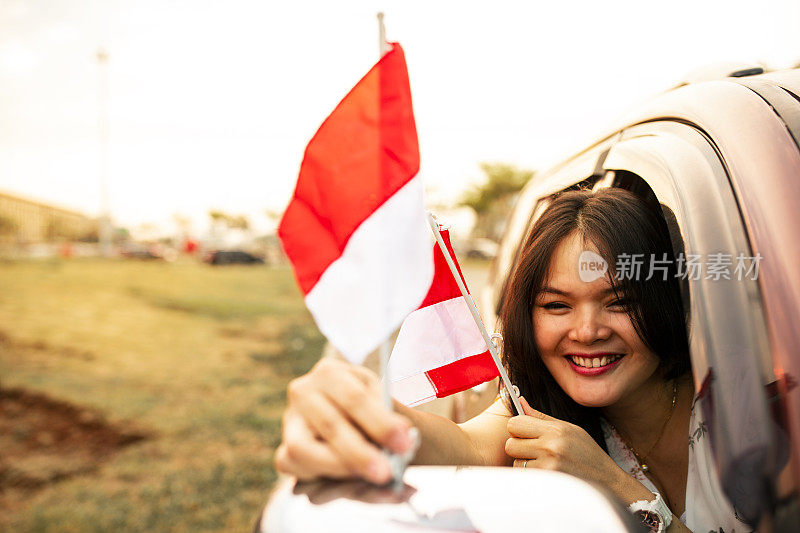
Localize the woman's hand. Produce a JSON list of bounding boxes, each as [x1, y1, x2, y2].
[[505, 397, 621, 486], [507, 398, 686, 530], [274, 357, 415, 484]]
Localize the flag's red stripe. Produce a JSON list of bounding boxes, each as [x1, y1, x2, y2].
[[278, 43, 420, 295], [427, 351, 499, 398], [417, 229, 469, 308]]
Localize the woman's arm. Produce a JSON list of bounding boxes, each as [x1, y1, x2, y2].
[[608, 472, 691, 532], [275, 358, 510, 484], [398, 397, 513, 467]]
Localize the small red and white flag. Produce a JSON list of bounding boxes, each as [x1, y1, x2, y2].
[[388, 227, 500, 406], [278, 43, 433, 364]]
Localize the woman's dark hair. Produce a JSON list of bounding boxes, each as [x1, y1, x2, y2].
[[499, 187, 690, 448]]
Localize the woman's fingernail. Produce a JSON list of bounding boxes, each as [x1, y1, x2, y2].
[[367, 456, 391, 483], [387, 427, 411, 452]]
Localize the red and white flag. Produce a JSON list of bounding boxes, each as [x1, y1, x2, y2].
[[278, 43, 433, 364], [388, 227, 499, 406]]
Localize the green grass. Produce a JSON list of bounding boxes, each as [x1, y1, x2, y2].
[[0, 258, 322, 531]]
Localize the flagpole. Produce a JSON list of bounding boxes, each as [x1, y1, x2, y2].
[[377, 11, 390, 410], [426, 212, 524, 416], [378, 12, 390, 55], [376, 11, 407, 483], [376, 11, 392, 413]]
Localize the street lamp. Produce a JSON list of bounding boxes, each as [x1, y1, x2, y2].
[[97, 47, 112, 257]]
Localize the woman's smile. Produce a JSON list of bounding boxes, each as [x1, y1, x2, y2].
[[533, 231, 661, 408], [566, 352, 626, 375]]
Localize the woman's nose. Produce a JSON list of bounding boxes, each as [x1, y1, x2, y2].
[[568, 308, 612, 344]]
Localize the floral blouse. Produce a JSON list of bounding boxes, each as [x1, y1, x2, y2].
[[601, 394, 753, 533]]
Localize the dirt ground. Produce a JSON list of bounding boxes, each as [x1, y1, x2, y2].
[[0, 386, 148, 507]]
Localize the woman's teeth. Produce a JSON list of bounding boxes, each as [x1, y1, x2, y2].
[[570, 354, 623, 368]]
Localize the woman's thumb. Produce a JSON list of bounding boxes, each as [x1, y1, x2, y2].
[[519, 396, 555, 420], [519, 396, 536, 416]]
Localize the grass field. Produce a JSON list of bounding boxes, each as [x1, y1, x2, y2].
[[0, 258, 324, 532]]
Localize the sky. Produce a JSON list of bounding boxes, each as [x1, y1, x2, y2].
[[0, 0, 798, 236]]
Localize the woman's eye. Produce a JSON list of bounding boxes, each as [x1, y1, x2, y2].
[[608, 299, 628, 309], [542, 302, 569, 310]]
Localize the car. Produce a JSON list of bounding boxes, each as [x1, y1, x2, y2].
[[259, 67, 800, 531], [480, 67, 800, 531], [465, 237, 499, 260], [260, 467, 641, 532], [119, 242, 163, 260], [204, 249, 265, 265]]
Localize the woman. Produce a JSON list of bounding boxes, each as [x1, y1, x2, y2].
[[276, 188, 749, 532]]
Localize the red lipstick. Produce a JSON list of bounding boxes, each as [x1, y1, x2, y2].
[[566, 354, 624, 376]]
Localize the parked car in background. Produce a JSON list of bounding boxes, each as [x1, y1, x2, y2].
[[119, 242, 164, 260], [465, 237, 499, 260], [260, 67, 800, 532], [204, 249, 265, 265]]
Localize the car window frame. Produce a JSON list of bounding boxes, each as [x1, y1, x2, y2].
[[600, 119, 779, 525]]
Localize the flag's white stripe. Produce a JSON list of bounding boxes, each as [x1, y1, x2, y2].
[[389, 372, 437, 407], [387, 296, 488, 381], [304, 176, 433, 364]]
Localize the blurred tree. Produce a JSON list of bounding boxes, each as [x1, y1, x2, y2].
[[208, 210, 250, 239], [459, 163, 533, 241], [265, 209, 282, 221], [227, 215, 250, 231], [209, 210, 228, 224], [265, 209, 282, 231], [113, 227, 129, 243], [209, 211, 248, 228], [173, 214, 192, 236], [136, 222, 159, 241]]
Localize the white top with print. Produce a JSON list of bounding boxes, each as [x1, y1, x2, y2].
[[601, 395, 752, 533]]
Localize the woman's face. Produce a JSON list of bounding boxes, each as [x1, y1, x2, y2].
[[532, 231, 662, 408]]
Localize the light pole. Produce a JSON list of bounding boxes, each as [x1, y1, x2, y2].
[[97, 47, 112, 257]]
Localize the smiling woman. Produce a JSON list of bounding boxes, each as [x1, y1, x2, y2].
[[275, 187, 750, 533], [500, 188, 690, 449], [497, 189, 697, 531]]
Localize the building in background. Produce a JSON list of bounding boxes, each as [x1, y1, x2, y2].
[[0, 190, 97, 244]]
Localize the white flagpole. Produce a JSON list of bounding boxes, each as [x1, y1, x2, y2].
[[378, 12, 390, 55], [426, 212, 524, 416], [376, 12, 407, 483], [376, 11, 392, 412]]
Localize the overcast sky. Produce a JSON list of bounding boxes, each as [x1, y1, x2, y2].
[[1, 0, 798, 234]]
